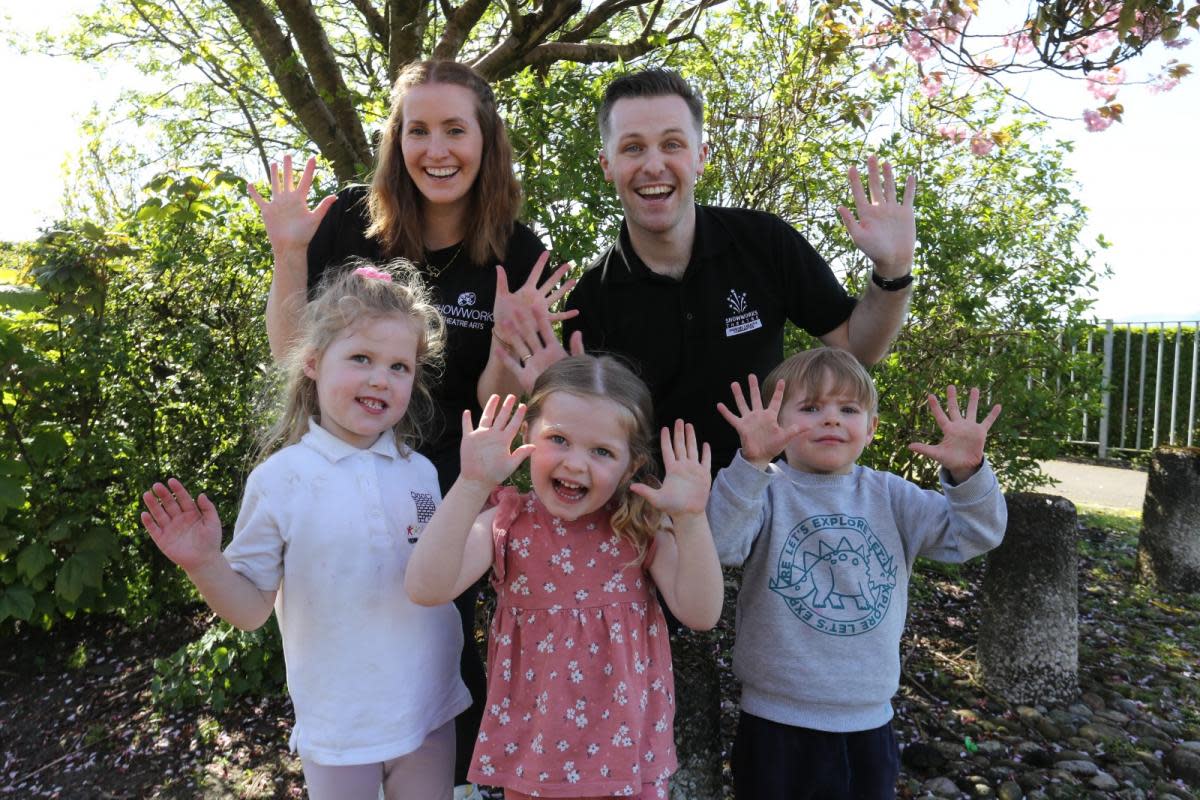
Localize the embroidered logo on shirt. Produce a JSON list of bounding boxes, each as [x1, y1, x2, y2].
[[768, 514, 898, 636], [724, 288, 762, 337], [407, 491, 437, 543], [458, 292, 477, 306]]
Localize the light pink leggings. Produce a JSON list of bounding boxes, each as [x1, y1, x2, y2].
[[301, 720, 455, 800]]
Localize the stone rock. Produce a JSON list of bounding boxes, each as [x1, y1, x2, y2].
[[1054, 750, 1092, 763], [1138, 447, 1200, 592], [1096, 709, 1131, 725], [1113, 698, 1142, 716], [665, 628, 722, 799], [1057, 759, 1100, 776], [997, 781, 1023, 800], [1165, 746, 1200, 786], [1181, 741, 1200, 754], [978, 494, 1079, 704], [1090, 771, 1120, 790], [971, 782, 995, 797], [1155, 779, 1196, 799], [1080, 692, 1106, 713], [924, 776, 962, 797], [1079, 722, 1126, 742], [977, 740, 1008, 757], [1068, 703, 1095, 719], [902, 741, 948, 771], [1017, 769, 1048, 791], [1021, 748, 1056, 768], [1035, 718, 1063, 739], [1128, 720, 1167, 740]]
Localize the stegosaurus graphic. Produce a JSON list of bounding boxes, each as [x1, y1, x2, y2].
[[770, 515, 899, 636], [770, 537, 876, 610]]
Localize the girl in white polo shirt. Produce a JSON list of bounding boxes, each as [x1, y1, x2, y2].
[[140, 263, 470, 800]]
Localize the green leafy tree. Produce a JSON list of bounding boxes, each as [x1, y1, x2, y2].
[[0, 169, 273, 630]]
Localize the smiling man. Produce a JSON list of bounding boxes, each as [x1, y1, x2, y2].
[[563, 68, 918, 475]]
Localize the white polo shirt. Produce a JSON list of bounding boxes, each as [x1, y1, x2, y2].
[[224, 420, 470, 765]]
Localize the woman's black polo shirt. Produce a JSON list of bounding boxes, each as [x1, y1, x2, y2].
[[563, 205, 855, 474]]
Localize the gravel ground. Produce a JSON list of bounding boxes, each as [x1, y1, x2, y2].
[[2, 506, 1197, 799]]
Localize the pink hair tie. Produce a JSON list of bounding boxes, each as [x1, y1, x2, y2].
[[353, 266, 393, 282]]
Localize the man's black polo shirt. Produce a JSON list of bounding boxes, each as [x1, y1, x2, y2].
[[562, 205, 856, 474]]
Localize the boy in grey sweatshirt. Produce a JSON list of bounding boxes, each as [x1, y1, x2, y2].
[[707, 348, 1006, 799]]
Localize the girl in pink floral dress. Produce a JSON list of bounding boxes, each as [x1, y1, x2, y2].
[[407, 355, 724, 799]]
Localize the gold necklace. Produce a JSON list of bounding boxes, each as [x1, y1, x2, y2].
[[424, 242, 465, 280]]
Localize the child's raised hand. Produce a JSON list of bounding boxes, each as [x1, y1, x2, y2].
[[908, 385, 1002, 484], [716, 375, 800, 469], [141, 478, 224, 573], [459, 394, 536, 487], [631, 420, 712, 516]]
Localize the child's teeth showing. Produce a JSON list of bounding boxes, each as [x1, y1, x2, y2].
[[554, 479, 586, 501], [359, 398, 385, 411]]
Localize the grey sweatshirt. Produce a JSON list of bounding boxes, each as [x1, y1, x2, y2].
[[708, 452, 1007, 732]]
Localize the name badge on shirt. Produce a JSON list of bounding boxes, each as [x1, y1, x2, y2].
[[407, 491, 437, 543], [724, 288, 763, 337]]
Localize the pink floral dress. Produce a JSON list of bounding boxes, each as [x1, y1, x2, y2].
[[467, 488, 677, 798]]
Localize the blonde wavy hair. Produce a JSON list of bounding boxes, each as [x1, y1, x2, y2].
[[367, 60, 522, 265], [258, 260, 445, 461], [524, 355, 662, 564]]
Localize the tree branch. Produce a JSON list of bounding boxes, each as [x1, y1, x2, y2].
[[276, 0, 372, 166], [223, 0, 367, 181], [349, 0, 389, 47], [388, 0, 432, 81], [434, 0, 492, 60]]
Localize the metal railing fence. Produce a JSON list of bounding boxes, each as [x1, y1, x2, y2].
[[1066, 320, 1199, 457]]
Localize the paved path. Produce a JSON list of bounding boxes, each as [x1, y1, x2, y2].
[[1034, 460, 1147, 512]]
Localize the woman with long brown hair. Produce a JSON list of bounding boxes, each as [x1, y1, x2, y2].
[[250, 60, 570, 798]]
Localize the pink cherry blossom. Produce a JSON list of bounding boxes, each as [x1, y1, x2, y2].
[[1149, 76, 1180, 94], [970, 133, 995, 156], [1083, 109, 1113, 132], [1086, 66, 1125, 101], [920, 73, 945, 98], [904, 31, 937, 62], [937, 124, 969, 143], [1164, 37, 1192, 49]]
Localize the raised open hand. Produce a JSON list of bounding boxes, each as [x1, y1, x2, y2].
[[492, 314, 585, 394], [141, 478, 223, 573], [493, 252, 579, 349], [838, 155, 917, 277], [908, 385, 1002, 484], [459, 394, 536, 487], [716, 375, 800, 469], [247, 155, 337, 254], [631, 420, 712, 516]]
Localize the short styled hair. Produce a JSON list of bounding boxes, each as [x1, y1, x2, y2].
[[763, 348, 878, 414], [597, 68, 704, 144]]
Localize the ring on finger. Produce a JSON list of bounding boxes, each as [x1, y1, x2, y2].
[[520, 353, 533, 366]]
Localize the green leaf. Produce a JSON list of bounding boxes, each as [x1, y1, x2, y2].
[[16, 541, 55, 580], [0, 586, 35, 622], [55, 550, 105, 602], [0, 285, 48, 311]]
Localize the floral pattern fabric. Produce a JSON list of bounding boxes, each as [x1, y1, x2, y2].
[[468, 488, 676, 798]]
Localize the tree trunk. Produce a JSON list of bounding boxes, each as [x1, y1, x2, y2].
[[1138, 446, 1200, 592], [977, 493, 1078, 705]]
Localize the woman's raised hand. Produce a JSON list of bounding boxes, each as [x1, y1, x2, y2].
[[247, 155, 338, 254], [492, 314, 585, 394], [459, 394, 536, 487], [631, 420, 712, 517], [493, 251, 579, 345], [140, 478, 224, 573]]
